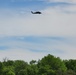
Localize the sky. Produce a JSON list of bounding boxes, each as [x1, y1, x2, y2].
[[0, 0, 76, 62]]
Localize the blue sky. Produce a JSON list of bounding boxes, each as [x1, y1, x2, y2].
[[0, 0, 76, 62]]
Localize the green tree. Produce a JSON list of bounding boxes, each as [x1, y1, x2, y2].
[[3, 67, 15, 75], [39, 54, 67, 70], [0, 62, 3, 75], [17, 69, 27, 75], [3, 60, 14, 66], [37, 54, 67, 75], [64, 59, 76, 72], [38, 65, 55, 75], [2, 60, 15, 75], [14, 60, 28, 75], [65, 69, 76, 75], [30, 60, 36, 65], [27, 62, 38, 75]]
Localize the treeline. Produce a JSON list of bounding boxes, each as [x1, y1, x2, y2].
[[0, 54, 76, 75]]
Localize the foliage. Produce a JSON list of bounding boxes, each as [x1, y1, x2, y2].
[[0, 62, 3, 75], [14, 60, 28, 75], [38, 54, 67, 71], [64, 59, 76, 72], [0, 54, 76, 75]]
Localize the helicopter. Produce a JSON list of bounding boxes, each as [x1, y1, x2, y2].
[[31, 11, 42, 14]]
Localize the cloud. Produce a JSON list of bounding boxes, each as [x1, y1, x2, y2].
[[0, 44, 76, 62], [0, 2, 76, 61], [48, 0, 76, 3], [0, 4, 76, 37], [61, 5, 76, 13], [0, 36, 76, 62], [0, 48, 48, 62], [10, 0, 76, 3]]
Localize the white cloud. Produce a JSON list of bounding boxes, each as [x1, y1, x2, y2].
[[0, 3, 76, 61], [48, 0, 76, 3], [62, 5, 76, 13], [0, 48, 48, 62], [0, 38, 76, 62], [0, 36, 76, 61], [0, 5, 76, 37]]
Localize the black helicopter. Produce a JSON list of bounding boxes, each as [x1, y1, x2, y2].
[[31, 11, 42, 14]]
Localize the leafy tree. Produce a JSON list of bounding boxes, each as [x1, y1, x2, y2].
[[5, 60, 14, 66], [38, 65, 55, 75], [14, 60, 28, 75], [17, 69, 27, 75], [65, 69, 76, 75], [38, 54, 67, 71], [0, 62, 3, 75], [27, 63, 38, 75], [2, 60, 15, 75], [30, 60, 36, 65], [3, 67, 15, 75], [1, 54, 76, 75], [64, 59, 76, 72]]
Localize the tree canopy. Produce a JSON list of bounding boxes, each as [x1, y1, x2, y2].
[[0, 54, 76, 75]]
